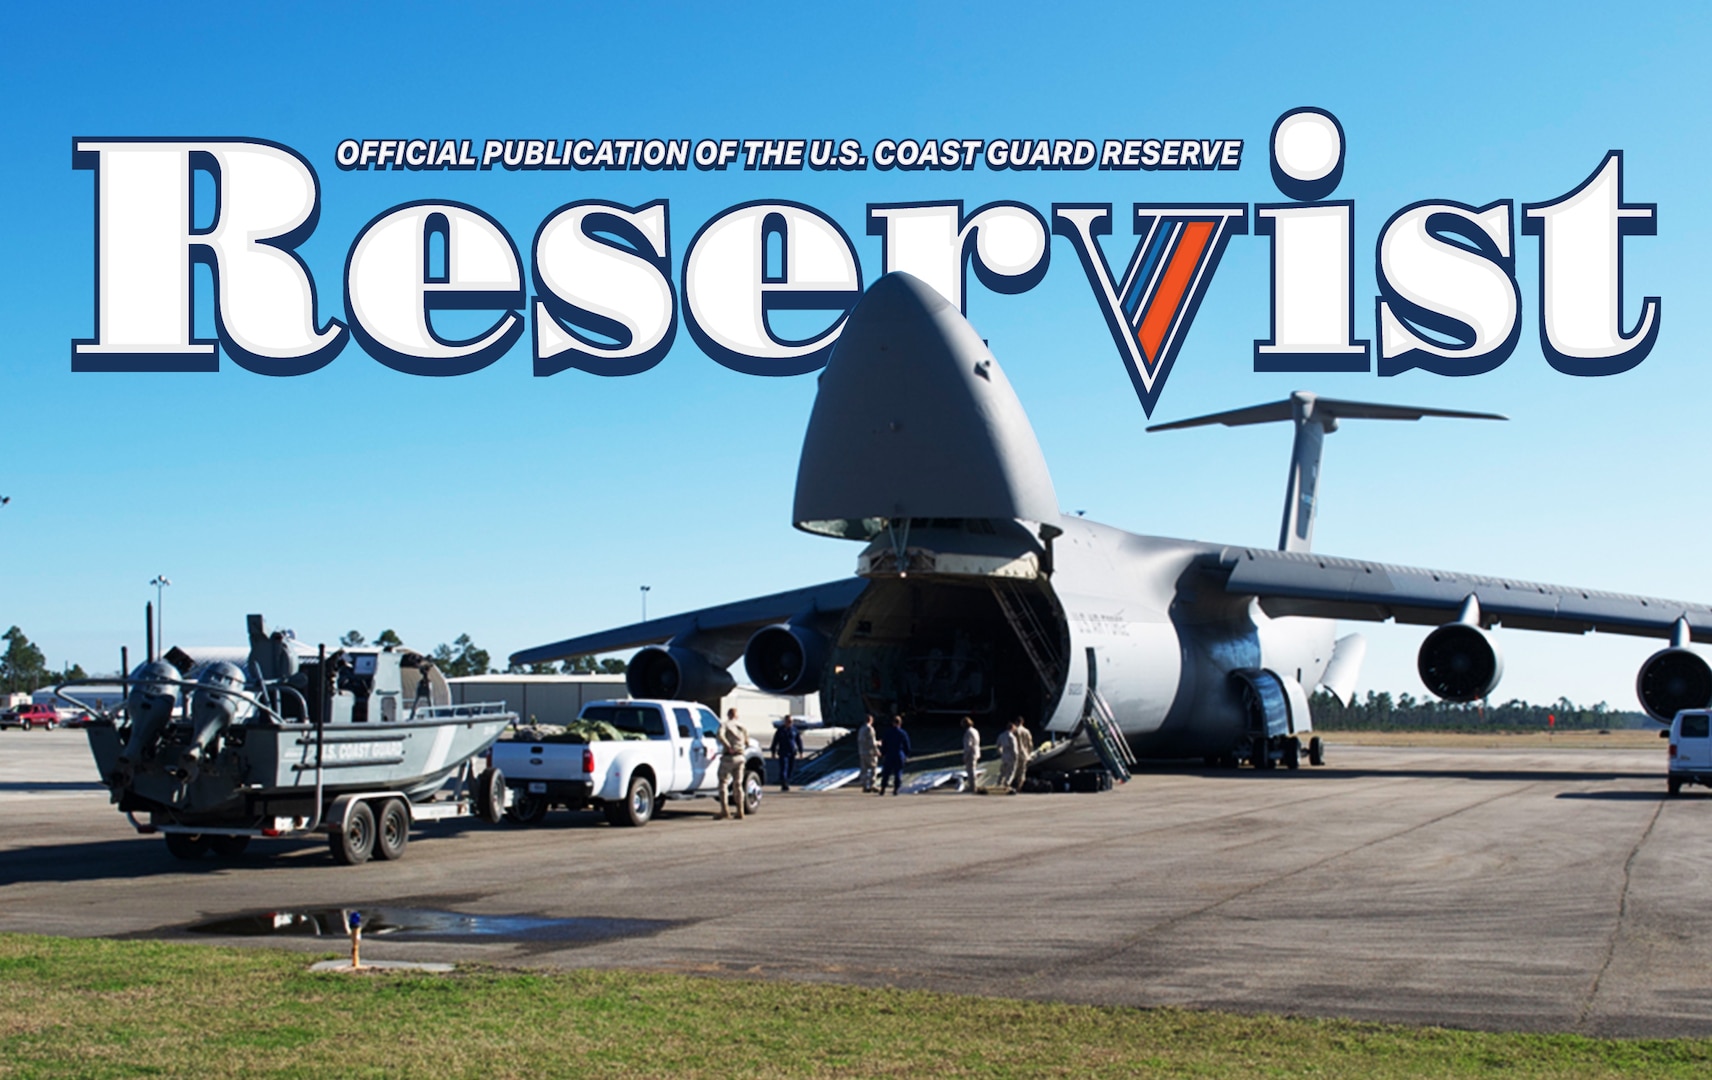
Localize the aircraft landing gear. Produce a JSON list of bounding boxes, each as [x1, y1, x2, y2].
[[1251, 736, 1276, 770]]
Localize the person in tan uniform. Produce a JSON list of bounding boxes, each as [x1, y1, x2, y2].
[[960, 716, 981, 793], [715, 707, 749, 820], [856, 714, 879, 792], [996, 720, 1018, 793], [1011, 716, 1035, 792]]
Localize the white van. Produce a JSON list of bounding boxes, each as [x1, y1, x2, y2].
[[1667, 710, 1712, 795]]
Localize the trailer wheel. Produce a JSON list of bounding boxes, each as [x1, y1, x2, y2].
[[506, 791, 549, 825], [1283, 738, 1301, 771], [616, 775, 654, 827], [375, 798, 410, 861], [164, 833, 209, 861], [1308, 736, 1325, 767], [331, 801, 376, 865], [475, 767, 507, 825], [209, 835, 250, 858]]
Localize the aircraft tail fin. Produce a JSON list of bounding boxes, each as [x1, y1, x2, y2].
[[1147, 391, 1505, 553]]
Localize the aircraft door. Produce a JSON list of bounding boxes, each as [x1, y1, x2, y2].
[[1044, 626, 1088, 734]]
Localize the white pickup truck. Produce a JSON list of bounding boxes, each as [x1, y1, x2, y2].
[[491, 699, 766, 826]]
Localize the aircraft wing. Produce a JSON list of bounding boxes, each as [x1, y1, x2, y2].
[[509, 578, 866, 668], [1210, 547, 1712, 641]]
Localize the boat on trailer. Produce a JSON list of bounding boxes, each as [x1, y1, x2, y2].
[[66, 614, 515, 865]]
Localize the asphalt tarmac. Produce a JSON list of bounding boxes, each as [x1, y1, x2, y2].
[[2, 728, 1707, 1037]]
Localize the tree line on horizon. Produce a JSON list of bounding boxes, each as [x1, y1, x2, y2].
[[1309, 689, 1653, 731]]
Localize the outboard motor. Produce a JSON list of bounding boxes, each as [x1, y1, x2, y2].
[[627, 645, 735, 704], [117, 659, 181, 780], [744, 623, 830, 695], [177, 661, 250, 775], [1417, 597, 1503, 703]]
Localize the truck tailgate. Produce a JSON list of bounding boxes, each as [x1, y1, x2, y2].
[[492, 741, 587, 781]]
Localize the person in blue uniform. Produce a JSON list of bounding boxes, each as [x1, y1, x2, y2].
[[770, 715, 804, 791], [877, 715, 912, 795]]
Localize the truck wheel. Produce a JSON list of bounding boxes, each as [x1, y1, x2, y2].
[[506, 791, 549, 825], [331, 801, 376, 865], [475, 767, 506, 824], [1668, 776, 1682, 796], [209, 835, 250, 858], [742, 768, 764, 816], [1308, 736, 1325, 767], [617, 775, 654, 827], [375, 798, 410, 860], [602, 801, 625, 826], [164, 833, 209, 861]]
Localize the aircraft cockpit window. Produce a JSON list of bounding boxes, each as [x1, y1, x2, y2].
[[1682, 715, 1710, 739]]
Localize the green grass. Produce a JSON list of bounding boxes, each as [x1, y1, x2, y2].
[[1, 934, 1707, 1078]]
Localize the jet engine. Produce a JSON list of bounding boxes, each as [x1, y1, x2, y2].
[[1417, 621, 1503, 702], [1636, 647, 1712, 722], [743, 623, 830, 695], [626, 645, 736, 704]]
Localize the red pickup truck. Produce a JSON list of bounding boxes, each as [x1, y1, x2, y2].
[[0, 704, 60, 730]]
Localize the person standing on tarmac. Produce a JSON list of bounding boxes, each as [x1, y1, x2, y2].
[[770, 714, 803, 792], [996, 719, 1018, 793], [856, 714, 879, 792], [715, 707, 749, 820], [877, 715, 912, 795], [1011, 716, 1035, 793], [960, 716, 981, 793]]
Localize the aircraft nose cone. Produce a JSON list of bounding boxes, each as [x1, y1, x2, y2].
[[793, 272, 1059, 539]]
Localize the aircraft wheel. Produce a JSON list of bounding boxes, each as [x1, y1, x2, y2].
[[506, 791, 549, 825], [164, 833, 209, 861], [616, 775, 654, 827], [331, 801, 376, 865], [742, 767, 764, 816], [209, 835, 250, 858], [1252, 738, 1275, 770], [1308, 736, 1325, 767], [1283, 739, 1301, 770], [375, 798, 410, 860]]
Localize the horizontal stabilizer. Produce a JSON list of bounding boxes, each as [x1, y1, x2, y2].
[[1146, 394, 1506, 432], [1148, 391, 1506, 553]]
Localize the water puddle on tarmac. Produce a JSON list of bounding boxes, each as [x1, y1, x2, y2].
[[185, 907, 686, 944]]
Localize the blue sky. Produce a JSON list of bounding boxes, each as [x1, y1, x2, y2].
[[2, 1, 1709, 707]]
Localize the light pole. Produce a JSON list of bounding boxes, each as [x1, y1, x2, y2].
[[149, 576, 171, 654], [640, 585, 651, 622]]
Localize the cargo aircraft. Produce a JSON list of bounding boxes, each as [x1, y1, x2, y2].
[[513, 273, 1712, 771]]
